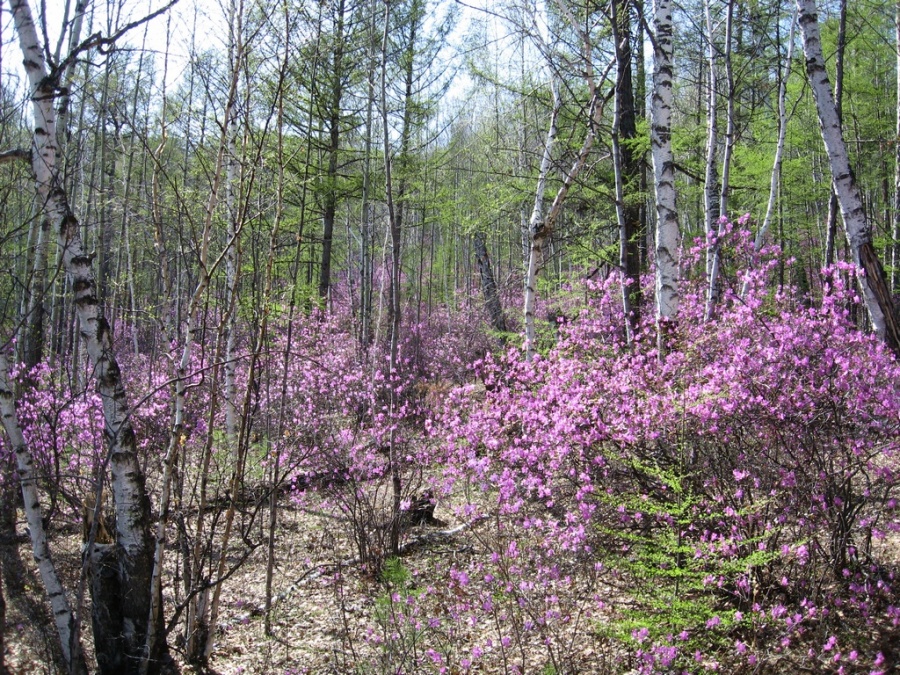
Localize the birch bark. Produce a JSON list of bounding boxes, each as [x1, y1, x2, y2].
[[8, 1, 157, 670], [824, 0, 847, 268], [651, 0, 680, 349], [797, 0, 900, 352], [0, 356, 87, 675], [702, 0, 721, 321], [523, 80, 560, 360], [748, 11, 796, 260]]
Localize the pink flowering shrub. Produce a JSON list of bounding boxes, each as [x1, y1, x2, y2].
[[1, 351, 192, 524], [434, 225, 900, 672], [255, 306, 478, 571]]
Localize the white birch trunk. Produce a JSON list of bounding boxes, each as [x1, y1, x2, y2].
[[703, 0, 720, 252], [651, 0, 680, 345], [0, 356, 87, 675], [704, 0, 735, 321], [718, 0, 735, 218], [702, 0, 721, 321], [523, 80, 560, 360], [9, 0, 156, 667], [798, 0, 900, 352], [744, 10, 797, 292], [223, 0, 242, 458]]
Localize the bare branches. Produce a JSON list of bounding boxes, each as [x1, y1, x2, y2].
[[54, 0, 180, 77], [0, 149, 30, 165]]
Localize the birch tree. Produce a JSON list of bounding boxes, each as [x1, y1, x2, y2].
[[702, 0, 720, 319], [523, 80, 560, 359], [823, 0, 847, 268], [6, 0, 172, 671], [748, 10, 796, 258], [894, 0, 900, 293], [0, 356, 87, 675], [651, 0, 680, 350], [703, 0, 734, 321], [797, 0, 900, 353]]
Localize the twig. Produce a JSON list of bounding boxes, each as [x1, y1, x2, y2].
[[0, 149, 30, 164], [224, 515, 488, 629]]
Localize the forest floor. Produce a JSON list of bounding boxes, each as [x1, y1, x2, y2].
[[1, 490, 612, 675], [6, 488, 899, 674]]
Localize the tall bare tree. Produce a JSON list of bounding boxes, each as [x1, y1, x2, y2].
[[651, 0, 680, 351], [797, 0, 900, 353], [5, 0, 171, 670], [611, 0, 643, 340]]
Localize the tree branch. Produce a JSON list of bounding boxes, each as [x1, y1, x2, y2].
[[0, 149, 31, 165], [55, 0, 180, 76]]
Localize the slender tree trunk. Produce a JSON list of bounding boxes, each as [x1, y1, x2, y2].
[[611, 0, 643, 340], [523, 80, 561, 360], [381, 0, 403, 556], [0, 357, 88, 675], [96, 55, 115, 312], [634, 0, 651, 269], [9, 2, 158, 671], [319, 0, 347, 303], [151, 6, 245, 664], [651, 0, 680, 351], [359, 0, 378, 348], [265, 11, 289, 633], [703, 0, 734, 321], [526, 94, 598, 358], [718, 0, 735, 219], [703, 0, 720, 249], [744, 9, 797, 291], [702, 0, 721, 320], [824, 0, 847, 268], [798, 0, 900, 353], [474, 230, 507, 335], [893, 0, 900, 294], [205, 122, 288, 657], [223, 0, 243, 462], [119, 23, 151, 356]]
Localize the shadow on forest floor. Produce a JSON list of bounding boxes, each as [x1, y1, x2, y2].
[[1, 530, 63, 674]]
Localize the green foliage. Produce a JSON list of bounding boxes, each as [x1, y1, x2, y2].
[[595, 458, 777, 672], [622, 118, 650, 161]]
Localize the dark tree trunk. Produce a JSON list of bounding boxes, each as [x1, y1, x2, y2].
[[88, 544, 127, 674], [319, 0, 347, 302], [613, 0, 643, 329], [473, 231, 508, 335]]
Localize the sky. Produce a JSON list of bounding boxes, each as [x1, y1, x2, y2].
[[1, 0, 223, 95], [0, 0, 535, 92], [0, 0, 566, 132]]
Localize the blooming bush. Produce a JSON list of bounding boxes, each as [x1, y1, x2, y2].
[[434, 224, 900, 672]]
